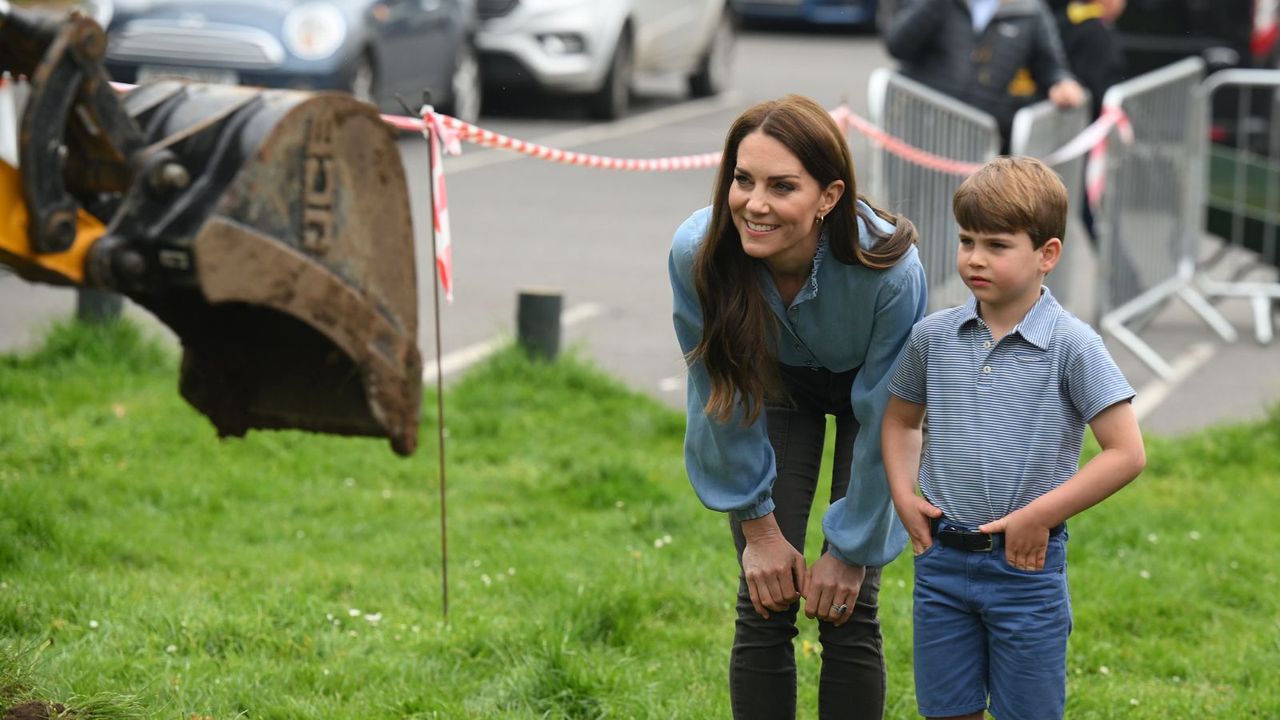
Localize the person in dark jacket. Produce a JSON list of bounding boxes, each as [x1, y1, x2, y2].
[[1047, 0, 1126, 119], [1047, 0, 1127, 240], [884, 0, 1085, 149]]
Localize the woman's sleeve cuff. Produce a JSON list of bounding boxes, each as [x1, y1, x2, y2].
[[730, 497, 776, 522]]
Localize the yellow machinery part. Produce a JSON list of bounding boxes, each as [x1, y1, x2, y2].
[[0, 159, 104, 286]]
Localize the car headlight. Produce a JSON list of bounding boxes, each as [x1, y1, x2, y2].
[[283, 2, 347, 61]]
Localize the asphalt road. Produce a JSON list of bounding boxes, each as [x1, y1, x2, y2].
[[2, 28, 1276, 437]]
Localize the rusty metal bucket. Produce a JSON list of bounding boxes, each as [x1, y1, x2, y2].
[[1, 6, 421, 455], [90, 83, 422, 455]]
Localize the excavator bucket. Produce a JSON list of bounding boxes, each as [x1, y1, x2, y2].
[[128, 83, 424, 456], [0, 7, 422, 455]]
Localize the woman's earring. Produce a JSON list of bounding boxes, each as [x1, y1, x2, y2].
[[817, 212, 825, 225]]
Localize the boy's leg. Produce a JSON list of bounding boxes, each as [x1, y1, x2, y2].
[[816, 411, 886, 720], [728, 366, 828, 720], [982, 533, 1072, 720], [913, 542, 990, 719]]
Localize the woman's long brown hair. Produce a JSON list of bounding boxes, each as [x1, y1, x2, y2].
[[689, 95, 918, 425]]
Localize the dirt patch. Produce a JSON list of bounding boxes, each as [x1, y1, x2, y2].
[[3, 701, 67, 720]]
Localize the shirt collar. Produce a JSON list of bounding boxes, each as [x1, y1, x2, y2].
[[970, 0, 1001, 32], [757, 198, 887, 310], [756, 226, 829, 309], [804, 228, 829, 299], [958, 286, 1060, 349]]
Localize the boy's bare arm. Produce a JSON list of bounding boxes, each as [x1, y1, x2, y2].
[[882, 395, 940, 554], [979, 400, 1146, 570]]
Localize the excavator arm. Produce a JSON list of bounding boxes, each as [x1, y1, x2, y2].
[[0, 2, 423, 455]]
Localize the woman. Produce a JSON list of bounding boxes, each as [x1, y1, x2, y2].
[[668, 95, 927, 719]]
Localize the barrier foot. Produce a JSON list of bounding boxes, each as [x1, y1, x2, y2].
[[1251, 295, 1274, 345], [1102, 315, 1176, 381], [1176, 284, 1238, 343], [1198, 278, 1280, 346]]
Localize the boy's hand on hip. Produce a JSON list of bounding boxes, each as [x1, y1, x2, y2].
[[906, 497, 943, 555], [979, 512, 1050, 571], [803, 553, 865, 628]]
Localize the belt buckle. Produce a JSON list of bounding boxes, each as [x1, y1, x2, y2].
[[968, 531, 994, 553], [938, 527, 994, 552]]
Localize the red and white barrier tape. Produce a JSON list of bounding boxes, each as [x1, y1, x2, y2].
[[99, 81, 1130, 297], [418, 106, 459, 303], [1042, 104, 1132, 168], [1081, 104, 1134, 211], [828, 105, 985, 176], [385, 111, 722, 171]]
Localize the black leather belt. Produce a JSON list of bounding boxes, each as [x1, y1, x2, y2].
[[930, 517, 1065, 553]]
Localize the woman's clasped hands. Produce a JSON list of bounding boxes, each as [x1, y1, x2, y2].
[[739, 515, 862, 627]]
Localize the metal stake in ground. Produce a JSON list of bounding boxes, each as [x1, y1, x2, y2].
[[430, 201, 449, 621], [417, 100, 450, 620]]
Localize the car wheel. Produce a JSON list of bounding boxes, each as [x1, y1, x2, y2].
[[587, 29, 633, 120], [350, 53, 377, 106], [439, 40, 482, 124], [688, 9, 736, 98]]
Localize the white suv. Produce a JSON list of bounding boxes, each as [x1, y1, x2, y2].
[[475, 0, 735, 118]]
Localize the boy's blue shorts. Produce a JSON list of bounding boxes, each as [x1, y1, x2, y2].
[[912, 522, 1072, 719]]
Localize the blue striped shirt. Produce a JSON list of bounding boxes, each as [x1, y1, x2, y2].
[[888, 288, 1134, 527]]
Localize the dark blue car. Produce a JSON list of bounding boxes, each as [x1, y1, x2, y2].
[[732, 0, 879, 28], [102, 0, 482, 121]]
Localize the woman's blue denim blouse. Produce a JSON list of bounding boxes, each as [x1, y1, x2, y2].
[[668, 202, 927, 567]]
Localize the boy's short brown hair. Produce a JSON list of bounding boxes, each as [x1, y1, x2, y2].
[[953, 156, 1068, 249]]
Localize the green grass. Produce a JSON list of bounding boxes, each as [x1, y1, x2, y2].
[[1, 320, 1278, 718]]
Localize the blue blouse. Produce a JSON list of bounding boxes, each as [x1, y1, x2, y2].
[[668, 202, 928, 567]]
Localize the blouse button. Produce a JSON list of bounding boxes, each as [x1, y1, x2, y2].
[[982, 365, 992, 374]]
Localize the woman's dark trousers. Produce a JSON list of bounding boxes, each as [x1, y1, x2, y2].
[[729, 364, 886, 720]]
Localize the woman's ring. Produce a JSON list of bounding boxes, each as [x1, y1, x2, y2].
[[832, 603, 849, 616]]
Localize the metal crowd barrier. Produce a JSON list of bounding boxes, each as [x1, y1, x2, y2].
[[866, 69, 1000, 310], [1094, 57, 1236, 380], [1009, 96, 1091, 319], [1197, 69, 1280, 344]]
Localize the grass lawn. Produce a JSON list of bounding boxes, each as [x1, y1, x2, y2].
[[1, 321, 1277, 718]]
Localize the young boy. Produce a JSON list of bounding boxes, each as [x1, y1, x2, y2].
[[881, 156, 1146, 720]]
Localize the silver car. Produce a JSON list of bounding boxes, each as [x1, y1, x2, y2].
[[475, 0, 736, 118]]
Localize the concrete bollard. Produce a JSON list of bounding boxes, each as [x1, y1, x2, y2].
[[76, 289, 123, 324], [516, 288, 562, 361]]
